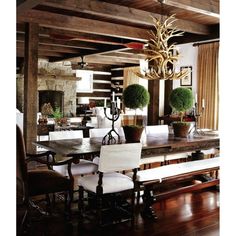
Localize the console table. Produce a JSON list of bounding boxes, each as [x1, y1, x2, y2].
[[37, 124, 94, 138]]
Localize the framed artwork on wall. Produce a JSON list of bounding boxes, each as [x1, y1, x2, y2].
[[180, 66, 192, 86]]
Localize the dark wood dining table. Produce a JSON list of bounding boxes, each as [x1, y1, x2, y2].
[[34, 132, 220, 160]]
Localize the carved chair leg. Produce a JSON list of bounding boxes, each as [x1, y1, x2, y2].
[[131, 189, 136, 227], [136, 190, 141, 206], [141, 187, 158, 221], [46, 194, 52, 214], [78, 186, 84, 221], [96, 194, 103, 226]]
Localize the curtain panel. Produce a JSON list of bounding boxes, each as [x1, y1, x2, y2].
[[197, 42, 219, 130]]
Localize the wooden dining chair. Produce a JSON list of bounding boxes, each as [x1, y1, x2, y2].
[[17, 125, 73, 234], [78, 143, 142, 227]]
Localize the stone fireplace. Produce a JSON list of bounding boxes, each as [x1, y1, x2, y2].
[[16, 59, 77, 116], [38, 90, 64, 114]]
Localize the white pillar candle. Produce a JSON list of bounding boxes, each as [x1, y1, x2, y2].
[[112, 91, 115, 102], [202, 98, 205, 109], [104, 98, 107, 108], [117, 97, 120, 109], [195, 93, 198, 103]]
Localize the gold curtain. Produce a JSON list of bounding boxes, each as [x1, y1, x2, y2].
[[197, 42, 219, 130], [123, 66, 140, 90]]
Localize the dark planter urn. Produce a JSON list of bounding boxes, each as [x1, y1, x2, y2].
[[172, 122, 191, 138], [123, 126, 144, 143]]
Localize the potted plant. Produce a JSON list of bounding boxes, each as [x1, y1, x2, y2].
[[169, 87, 194, 138], [122, 84, 150, 142], [53, 106, 67, 126]]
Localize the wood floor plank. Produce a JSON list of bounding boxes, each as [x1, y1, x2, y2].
[[20, 188, 219, 236]]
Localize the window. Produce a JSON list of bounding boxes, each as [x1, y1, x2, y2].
[[76, 70, 93, 93]]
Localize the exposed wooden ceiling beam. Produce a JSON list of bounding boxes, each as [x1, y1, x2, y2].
[[17, 33, 99, 50], [42, 0, 210, 35], [17, 0, 46, 16], [17, 41, 83, 54], [162, 0, 219, 18], [17, 48, 64, 58], [65, 53, 137, 65], [102, 52, 146, 60], [17, 9, 150, 41], [85, 54, 139, 64], [17, 23, 145, 46]]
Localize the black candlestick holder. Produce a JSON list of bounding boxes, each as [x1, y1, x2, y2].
[[102, 101, 121, 145], [192, 102, 205, 136]]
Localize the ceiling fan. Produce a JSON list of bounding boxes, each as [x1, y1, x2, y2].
[[76, 56, 88, 69], [64, 56, 93, 70]]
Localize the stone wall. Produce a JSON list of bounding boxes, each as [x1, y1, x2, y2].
[[16, 59, 77, 116]]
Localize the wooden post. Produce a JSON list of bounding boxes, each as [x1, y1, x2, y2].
[[24, 22, 38, 153], [147, 80, 159, 125], [164, 80, 173, 115]]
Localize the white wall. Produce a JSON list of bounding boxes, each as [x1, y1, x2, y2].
[[173, 43, 198, 96]]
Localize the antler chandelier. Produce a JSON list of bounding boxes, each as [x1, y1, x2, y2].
[[135, 14, 189, 80]]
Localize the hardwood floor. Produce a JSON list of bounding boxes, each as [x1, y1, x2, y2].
[[20, 187, 219, 236]]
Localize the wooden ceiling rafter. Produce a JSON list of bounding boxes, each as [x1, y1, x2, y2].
[[17, 41, 84, 54], [17, 33, 100, 51], [17, 9, 150, 41], [162, 0, 219, 18], [17, 0, 46, 16], [16, 0, 220, 67], [40, 0, 211, 35]]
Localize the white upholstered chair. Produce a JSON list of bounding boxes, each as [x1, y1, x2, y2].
[[78, 143, 142, 226], [94, 107, 121, 128], [144, 125, 189, 166], [140, 125, 166, 168], [89, 127, 111, 138], [49, 130, 98, 188]]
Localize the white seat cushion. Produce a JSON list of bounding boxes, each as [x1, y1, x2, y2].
[[78, 172, 134, 194], [140, 156, 165, 165], [53, 159, 98, 176], [71, 160, 98, 175], [134, 157, 220, 183], [165, 152, 189, 161]]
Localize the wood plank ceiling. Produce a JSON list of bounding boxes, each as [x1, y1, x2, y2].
[[17, 0, 219, 70]]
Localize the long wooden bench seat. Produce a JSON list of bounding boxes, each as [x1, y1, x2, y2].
[[134, 157, 220, 220]]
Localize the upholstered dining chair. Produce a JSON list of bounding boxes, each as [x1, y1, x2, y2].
[[78, 143, 142, 227], [89, 127, 112, 138], [17, 125, 73, 234], [145, 125, 190, 166], [140, 125, 166, 168], [49, 130, 99, 188]]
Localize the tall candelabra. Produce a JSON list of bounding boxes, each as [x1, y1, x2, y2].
[[192, 101, 205, 136], [102, 101, 121, 145]]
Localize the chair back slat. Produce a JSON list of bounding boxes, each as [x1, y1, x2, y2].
[[49, 130, 83, 140], [98, 143, 142, 173], [145, 125, 169, 135], [89, 128, 111, 138]]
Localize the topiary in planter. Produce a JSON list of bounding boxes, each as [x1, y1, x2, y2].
[[169, 87, 193, 137], [122, 84, 150, 142], [123, 84, 150, 111]]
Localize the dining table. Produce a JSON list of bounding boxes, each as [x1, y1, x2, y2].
[[33, 130, 220, 221], [33, 131, 220, 161]]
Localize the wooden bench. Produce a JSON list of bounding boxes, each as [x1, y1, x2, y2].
[[135, 157, 220, 220]]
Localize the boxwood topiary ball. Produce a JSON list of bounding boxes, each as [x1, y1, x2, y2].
[[123, 84, 150, 109], [169, 87, 193, 112]]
